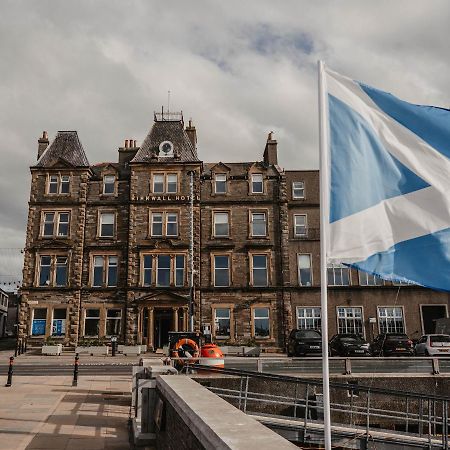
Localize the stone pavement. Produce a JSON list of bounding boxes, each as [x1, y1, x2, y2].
[[0, 375, 133, 450]]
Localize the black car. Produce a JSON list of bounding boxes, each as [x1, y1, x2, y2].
[[329, 334, 371, 357], [287, 329, 322, 357], [370, 333, 414, 357]]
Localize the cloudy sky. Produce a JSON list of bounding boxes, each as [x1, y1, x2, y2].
[[1, 0, 449, 286]]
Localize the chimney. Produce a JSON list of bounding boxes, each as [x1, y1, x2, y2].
[[118, 138, 139, 165], [37, 131, 49, 160], [263, 131, 278, 165], [185, 119, 197, 149]]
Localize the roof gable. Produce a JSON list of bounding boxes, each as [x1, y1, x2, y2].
[[34, 131, 89, 168], [131, 121, 199, 163]]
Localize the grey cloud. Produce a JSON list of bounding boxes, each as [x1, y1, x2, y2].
[[0, 0, 449, 281]]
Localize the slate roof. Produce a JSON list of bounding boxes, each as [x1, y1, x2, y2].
[[131, 121, 199, 163], [34, 131, 90, 168]]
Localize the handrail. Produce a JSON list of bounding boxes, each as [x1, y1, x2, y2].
[[189, 363, 450, 402]]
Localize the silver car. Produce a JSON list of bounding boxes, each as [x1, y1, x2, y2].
[[415, 334, 450, 356]]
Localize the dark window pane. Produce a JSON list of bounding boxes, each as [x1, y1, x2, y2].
[[34, 308, 47, 319], [53, 309, 66, 319], [143, 255, 152, 286], [108, 266, 117, 287], [214, 255, 229, 269], [157, 255, 171, 286], [175, 255, 185, 286], [55, 257, 67, 286]]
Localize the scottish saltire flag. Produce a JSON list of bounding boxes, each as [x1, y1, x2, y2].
[[323, 66, 450, 291]]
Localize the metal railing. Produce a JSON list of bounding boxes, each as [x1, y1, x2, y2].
[[189, 364, 450, 449]]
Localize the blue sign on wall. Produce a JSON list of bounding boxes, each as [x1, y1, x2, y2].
[[32, 319, 46, 336]]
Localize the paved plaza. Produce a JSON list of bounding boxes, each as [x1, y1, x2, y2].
[[0, 374, 133, 450]]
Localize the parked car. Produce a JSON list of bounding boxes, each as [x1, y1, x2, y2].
[[329, 333, 371, 356], [287, 329, 322, 357], [414, 334, 450, 356], [370, 333, 414, 356]]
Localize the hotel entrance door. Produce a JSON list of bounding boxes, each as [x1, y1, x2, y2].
[[154, 309, 172, 349]]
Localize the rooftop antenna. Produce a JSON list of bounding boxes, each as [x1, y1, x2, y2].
[[167, 90, 171, 115]]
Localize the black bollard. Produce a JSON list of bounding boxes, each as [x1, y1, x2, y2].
[[5, 357, 14, 387], [24, 339, 27, 354], [21, 340, 25, 355], [14, 342, 18, 357], [72, 353, 79, 387]]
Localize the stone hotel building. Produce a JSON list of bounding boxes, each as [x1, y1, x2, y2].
[[19, 112, 449, 350]]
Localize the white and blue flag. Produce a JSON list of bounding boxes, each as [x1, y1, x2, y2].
[[324, 67, 450, 291]]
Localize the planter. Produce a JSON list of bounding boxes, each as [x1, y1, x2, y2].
[[122, 346, 141, 356], [42, 344, 63, 356], [75, 346, 109, 356]]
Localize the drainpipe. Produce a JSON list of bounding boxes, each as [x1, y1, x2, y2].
[[189, 170, 194, 332]]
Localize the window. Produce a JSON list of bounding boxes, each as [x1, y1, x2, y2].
[[103, 175, 115, 195], [153, 174, 164, 193], [175, 255, 185, 287], [215, 174, 227, 194], [156, 255, 171, 286], [294, 214, 307, 236], [84, 309, 100, 336], [106, 309, 122, 336], [38, 255, 68, 287], [99, 212, 115, 237], [141, 253, 186, 287], [42, 212, 70, 237], [252, 254, 268, 287], [32, 308, 47, 336], [47, 174, 70, 194], [251, 212, 267, 237], [292, 181, 305, 199], [150, 212, 178, 237], [378, 307, 405, 333], [359, 271, 384, 286], [55, 257, 68, 286], [337, 307, 364, 335], [39, 256, 52, 286], [152, 173, 178, 193], [52, 309, 67, 336], [166, 213, 178, 237], [214, 255, 230, 287], [213, 212, 229, 237], [251, 174, 263, 194], [297, 307, 321, 330], [167, 174, 178, 193], [298, 254, 312, 286], [327, 263, 351, 286], [151, 212, 163, 236], [60, 176, 70, 194], [143, 255, 153, 286], [253, 307, 270, 338], [215, 308, 231, 338], [92, 255, 118, 287]]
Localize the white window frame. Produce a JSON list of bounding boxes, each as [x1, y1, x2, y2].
[[358, 271, 384, 286], [337, 306, 365, 336], [296, 307, 321, 330], [166, 212, 178, 237], [102, 175, 116, 195], [294, 214, 307, 237], [250, 212, 267, 237], [166, 174, 178, 194], [253, 307, 270, 338], [251, 254, 268, 287], [214, 307, 231, 338], [42, 211, 70, 238], [214, 173, 227, 194], [251, 173, 264, 194], [105, 308, 122, 336], [56, 212, 70, 237], [213, 211, 230, 238], [327, 263, 351, 286], [152, 174, 165, 193], [99, 212, 115, 238], [84, 308, 101, 337], [377, 306, 405, 334], [47, 174, 70, 195], [297, 253, 312, 286], [292, 181, 305, 199], [156, 254, 171, 287]]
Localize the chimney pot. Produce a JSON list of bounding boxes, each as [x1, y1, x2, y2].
[[125, 139, 129, 148], [43, 131, 48, 140], [134, 140, 137, 148]]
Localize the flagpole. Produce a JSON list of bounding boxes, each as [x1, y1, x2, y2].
[[318, 60, 332, 450]]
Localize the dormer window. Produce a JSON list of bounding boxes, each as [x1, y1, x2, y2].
[[251, 174, 264, 194], [214, 174, 227, 194], [103, 175, 116, 195], [159, 141, 174, 157], [47, 174, 70, 195]]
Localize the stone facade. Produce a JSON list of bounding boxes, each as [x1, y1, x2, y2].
[[19, 116, 449, 351]]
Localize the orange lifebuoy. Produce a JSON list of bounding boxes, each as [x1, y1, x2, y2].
[[171, 338, 199, 370]]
